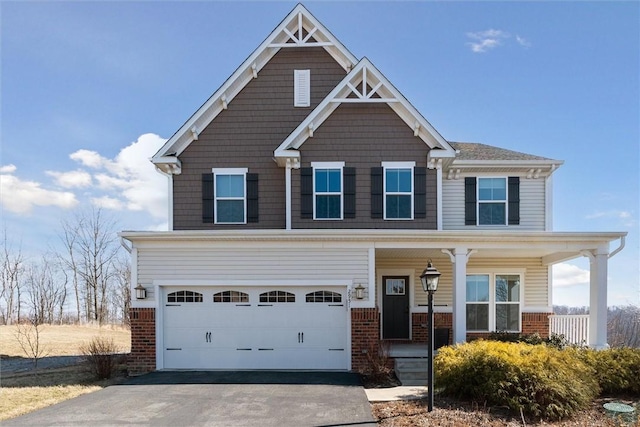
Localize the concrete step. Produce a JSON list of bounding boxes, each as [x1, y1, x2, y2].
[[394, 357, 430, 386]]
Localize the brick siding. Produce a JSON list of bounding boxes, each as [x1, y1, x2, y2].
[[129, 308, 156, 376], [411, 312, 453, 344], [522, 312, 550, 338], [351, 308, 380, 372]]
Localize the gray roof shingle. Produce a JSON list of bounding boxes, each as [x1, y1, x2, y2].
[[449, 142, 557, 161]]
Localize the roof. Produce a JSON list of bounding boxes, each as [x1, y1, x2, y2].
[[450, 142, 557, 161]]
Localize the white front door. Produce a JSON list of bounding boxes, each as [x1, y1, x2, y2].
[[162, 286, 349, 370]]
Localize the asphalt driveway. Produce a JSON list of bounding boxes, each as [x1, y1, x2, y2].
[[4, 371, 377, 426]]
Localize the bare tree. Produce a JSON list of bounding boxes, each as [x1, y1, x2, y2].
[[58, 208, 121, 324], [0, 231, 24, 325], [14, 316, 49, 368], [24, 256, 68, 324], [608, 305, 640, 348], [59, 218, 82, 323], [111, 256, 131, 325]]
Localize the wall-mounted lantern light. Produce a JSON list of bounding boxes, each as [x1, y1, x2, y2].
[[135, 284, 147, 300], [354, 284, 365, 300]]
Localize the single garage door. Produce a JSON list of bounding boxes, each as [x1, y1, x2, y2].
[[162, 286, 349, 370]]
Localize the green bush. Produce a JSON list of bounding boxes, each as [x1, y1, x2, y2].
[[576, 347, 640, 395], [434, 340, 598, 420]]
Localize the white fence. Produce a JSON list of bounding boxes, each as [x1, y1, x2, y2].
[[549, 314, 589, 345]]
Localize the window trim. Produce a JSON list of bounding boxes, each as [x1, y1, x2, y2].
[[476, 176, 508, 226], [382, 161, 415, 220], [312, 161, 344, 220], [212, 168, 248, 224], [465, 270, 524, 333]]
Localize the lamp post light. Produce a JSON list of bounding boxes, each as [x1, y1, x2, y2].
[[420, 260, 441, 412]]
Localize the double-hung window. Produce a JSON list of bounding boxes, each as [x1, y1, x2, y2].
[[313, 162, 343, 220], [383, 162, 414, 220], [466, 273, 522, 332], [213, 168, 247, 224], [478, 177, 507, 225]]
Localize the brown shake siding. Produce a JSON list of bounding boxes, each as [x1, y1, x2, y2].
[[292, 103, 438, 229], [173, 47, 347, 230]]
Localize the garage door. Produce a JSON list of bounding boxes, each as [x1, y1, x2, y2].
[[162, 286, 349, 370]]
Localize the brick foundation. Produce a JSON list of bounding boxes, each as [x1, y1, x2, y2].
[[411, 312, 453, 343], [351, 307, 380, 372], [128, 308, 156, 376], [522, 312, 550, 338]]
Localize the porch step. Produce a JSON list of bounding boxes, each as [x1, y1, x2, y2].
[[394, 357, 429, 386]]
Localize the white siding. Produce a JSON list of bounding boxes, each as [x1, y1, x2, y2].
[[137, 245, 369, 302], [376, 256, 549, 309], [442, 177, 546, 231]]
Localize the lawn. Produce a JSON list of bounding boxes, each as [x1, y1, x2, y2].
[[0, 324, 130, 421]]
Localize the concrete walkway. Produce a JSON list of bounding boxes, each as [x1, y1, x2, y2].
[[365, 386, 429, 402]]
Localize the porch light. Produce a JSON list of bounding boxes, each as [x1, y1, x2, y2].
[[135, 284, 147, 300], [420, 260, 441, 292], [420, 260, 441, 413], [354, 284, 365, 300]]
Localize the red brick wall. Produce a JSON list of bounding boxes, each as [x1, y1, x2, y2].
[[411, 313, 453, 343], [351, 308, 380, 372], [522, 312, 550, 338], [129, 308, 156, 376]]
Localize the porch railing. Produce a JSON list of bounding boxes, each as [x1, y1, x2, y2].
[[549, 314, 589, 346]]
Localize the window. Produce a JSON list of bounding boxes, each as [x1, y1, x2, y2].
[[385, 278, 406, 295], [478, 178, 506, 225], [466, 273, 521, 332], [383, 162, 414, 220], [213, 168, 247, 224], [294, 70, 310, 107], [313, 162, 343, 220], [259, 290, 295, 303], [167, 290, 203, 303], [213, 291, 249, 303], [306, 291, 342, 303]]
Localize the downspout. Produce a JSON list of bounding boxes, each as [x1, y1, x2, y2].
[[608, 235, 626, 259], [120, 236, 132, 253], [154, 166, 174, 231]]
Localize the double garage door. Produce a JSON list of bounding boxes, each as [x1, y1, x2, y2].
[[163, 286, 349, 370]]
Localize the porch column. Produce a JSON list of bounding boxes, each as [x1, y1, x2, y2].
[[442, 247, 476, 344], [583, 244, 609, 349]]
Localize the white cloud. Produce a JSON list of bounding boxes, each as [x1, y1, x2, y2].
[[466, 29, 530, 53], [46, 169, 92, 188], [70, 149, 107, 168], [0, 169, 79, 214], [69, 133, 168, 219], [552, 263, 590, 287], [0, 164, 17, 174], [91, 196, 125, 210], [586, 210, 632, 220]]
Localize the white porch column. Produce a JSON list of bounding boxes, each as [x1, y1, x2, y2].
[[584, 244, 609, 349], [442, 247, 476, 344]]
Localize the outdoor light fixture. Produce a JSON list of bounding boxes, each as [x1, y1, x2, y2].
[[354, 284, 365, 300], [135, 284, 147, 300], [420, 259, 441, 412]]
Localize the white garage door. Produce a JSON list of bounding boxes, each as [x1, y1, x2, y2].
[[162, 286, 349, 370]]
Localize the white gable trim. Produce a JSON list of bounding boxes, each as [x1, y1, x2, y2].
[[274, 58, 456, 165], [151, 4, 357, 167]]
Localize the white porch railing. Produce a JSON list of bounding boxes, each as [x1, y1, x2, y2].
[[549, 314, 589, 345]]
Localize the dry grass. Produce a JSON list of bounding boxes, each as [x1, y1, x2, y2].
[[0, 325, 130, 421], [0, 324, 130, 357]]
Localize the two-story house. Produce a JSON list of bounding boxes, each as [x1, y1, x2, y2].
[[120, 4, 626, 375]]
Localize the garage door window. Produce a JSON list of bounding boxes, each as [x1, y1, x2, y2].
[[306, 290, 342, 303], [167, 290, 203, 303], [260, 291, 295, 303], [213, 291, 249, 303]]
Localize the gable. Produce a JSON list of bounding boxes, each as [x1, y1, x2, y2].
[[152, 4, 357, 174], [273, 58, 457, 167]]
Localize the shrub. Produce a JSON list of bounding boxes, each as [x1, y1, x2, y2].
[[488, 331, 570, 349], [434, 340, 598, 420], [80, 336, 120, 380], [363, 341, 393, 383], [576, 347, 640, 395]]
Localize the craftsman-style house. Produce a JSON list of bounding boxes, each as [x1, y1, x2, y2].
[[120, 4, 626, 375]]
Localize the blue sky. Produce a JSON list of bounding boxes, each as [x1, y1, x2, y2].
[[1, 1, 638, 307]]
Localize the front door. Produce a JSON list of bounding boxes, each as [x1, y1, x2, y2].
[[382, 276, 410, 339]]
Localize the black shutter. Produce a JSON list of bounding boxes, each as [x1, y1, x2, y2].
[[343, 167, 356, 219], [247, 173, 259, 223], [202, 173, 214, 223], [508, 176, 520, 225], [414, 167, 426, 219], [464, 177, 477, 225], [300, 167, 313, 219], [371, 167, 383, 219]]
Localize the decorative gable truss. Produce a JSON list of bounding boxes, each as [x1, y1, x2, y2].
[[151, 4, 358, 175], [273, 58, 457, 167]]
